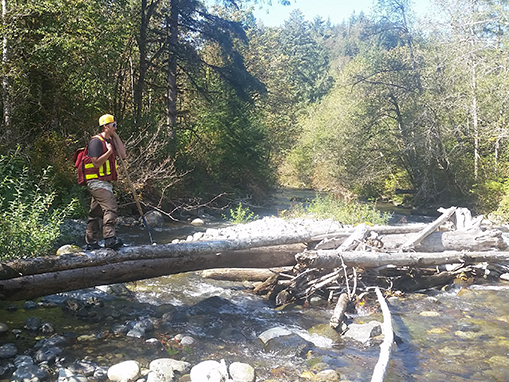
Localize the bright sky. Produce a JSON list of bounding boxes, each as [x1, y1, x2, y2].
[[249, 0, 433, 27]]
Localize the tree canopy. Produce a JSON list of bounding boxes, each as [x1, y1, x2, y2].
[[2, 0, 509, 219]]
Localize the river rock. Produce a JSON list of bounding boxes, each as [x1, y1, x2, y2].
[[228, 362, 255, 382], [107, 360, 140, 382], [314, 369, 340, 382], [57, 368, 89, 382], [342, 321, 383, 344], [68, 360, 98, 376], [11, 364, 50, 382], [24, 300, 39, 309], [127, 317, 154, 338], [265, 333, 313, 357], [0, 343, 17, 358], [56, 245, 83, 256], [34, 346, 63, 364], [144, 211, 165, 228], [0, 322, 8, 334], [40, 321, 56, 334], [180, 335, 195, 346], [152, 358, 191, 375], [258, 327, 292, 344], [188, 296, 242, 316], [147, 358, 192, 382], [96, 283, 134, 297], [25, 316, 42, 331], [258, 326, 313, 357], [190, 360, 228, 382], [190, 218, 205, 226], [14, 355, 34, 367], [35, 335, 69, 349]]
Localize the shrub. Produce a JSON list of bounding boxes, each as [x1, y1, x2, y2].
[[223, 202, 258, 224], [281, 193, 391, 226], [0, 154, 77, 260]]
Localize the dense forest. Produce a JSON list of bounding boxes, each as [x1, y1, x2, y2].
[[1, 0, 509, 229]]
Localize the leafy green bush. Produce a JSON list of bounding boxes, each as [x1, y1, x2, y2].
[[487, 181, 509, 224], [0, 154, 77, 260], [281, 194, 391, 226], [223, 202, 258, 224]]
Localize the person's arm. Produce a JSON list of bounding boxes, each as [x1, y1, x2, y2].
[[111, 132, 126, 159], [88, 138, 114, 168], [90, 141, 114, 168]]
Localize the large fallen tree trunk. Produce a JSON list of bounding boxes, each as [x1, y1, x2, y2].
[[0, 246, 301, 301], [296, 250, 509, 269], [0, 239, 308, 280], [381, 229, 506, 252], [0, 225, 430, 280]]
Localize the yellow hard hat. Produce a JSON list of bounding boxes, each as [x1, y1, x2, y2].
[[99, 114, 115, 126]]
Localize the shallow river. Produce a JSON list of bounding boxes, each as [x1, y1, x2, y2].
[[2, 189, 509, 381]]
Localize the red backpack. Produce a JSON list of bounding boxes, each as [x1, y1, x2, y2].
[[73, 146, 88, 186]]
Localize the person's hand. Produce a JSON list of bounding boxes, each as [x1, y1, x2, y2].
[[106, 141, 113, 153]]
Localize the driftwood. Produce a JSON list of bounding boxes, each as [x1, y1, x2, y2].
[[400, 207, 457, 251], [381, 229, 506, 252], [296, 250, 509, 269], [329, 293, 349, 329], [260, 207, 509, 332], [200, 267, 292, 281], [0, 240, 307, 280], [370, 287, 394, 382], [1, 205, 507, 302], [0, 246, 300, 301]]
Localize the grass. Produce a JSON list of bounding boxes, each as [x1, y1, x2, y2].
[[280, 194, 392, 226]]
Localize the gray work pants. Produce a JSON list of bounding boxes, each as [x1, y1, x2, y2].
[[85, 186, 118, 244]]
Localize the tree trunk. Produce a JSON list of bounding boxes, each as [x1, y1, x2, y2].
[[296, 249, 509, 269], [2, 0, 10, 132], [3, 225, 429, 280], [0, 239, 308, 280], [200, 267, 293, 281], [166, 0, 178, 138], [0, 245, 300, 301], [381, 228, 506, 252], [400, 206, 457, 251], [134, 0, 161, 124]]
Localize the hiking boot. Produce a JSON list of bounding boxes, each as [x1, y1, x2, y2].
[[104, 237, 124, 250], [84, 243, 101, 251]]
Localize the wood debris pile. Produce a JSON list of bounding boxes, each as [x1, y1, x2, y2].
[[253, 206, 509, 328]]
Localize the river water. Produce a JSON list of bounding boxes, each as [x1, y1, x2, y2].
[[2, 189, 509, 381]]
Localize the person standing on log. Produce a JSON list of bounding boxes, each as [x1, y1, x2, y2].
[[83, 114, 127, 250]]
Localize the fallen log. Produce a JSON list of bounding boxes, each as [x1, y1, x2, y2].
[[296, 250, 509, 269], [381, 229, 507, 252], [0, 239, 307, 280], [200, 267, 292, 281], [0, 224, 432, 280], [330, 293, 349, 329], [0, 247, 299, 301], [400, 207, 457, 251], [370, 287, 394, 382]]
